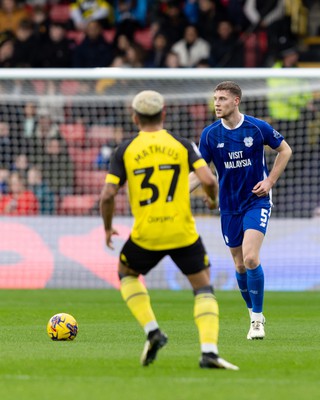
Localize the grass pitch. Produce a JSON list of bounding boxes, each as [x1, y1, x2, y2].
[[0, 290, 319, 400]]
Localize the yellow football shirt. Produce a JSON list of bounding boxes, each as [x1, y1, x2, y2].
[[106, 129, 207, 250]]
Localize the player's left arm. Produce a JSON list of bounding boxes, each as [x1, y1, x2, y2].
[[252, 140, 292, 197], [189, 129, 212, 192], [189, 170, 201, 192]]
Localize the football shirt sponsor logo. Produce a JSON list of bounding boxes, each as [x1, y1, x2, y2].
[[148, 214, 178, 223], [273, 129, 281, 139]]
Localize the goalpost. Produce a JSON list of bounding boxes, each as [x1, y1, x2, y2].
[[0, 68, 319, 290]]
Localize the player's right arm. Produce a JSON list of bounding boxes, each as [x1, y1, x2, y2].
[[194, 165, 219, 210], [100, 142, 128, 249], [188, 128, 218, 208], [100, 182, 119, 249], [184, 136, 218, 209]]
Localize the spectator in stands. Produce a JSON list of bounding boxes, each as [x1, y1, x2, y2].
[[145, 31, 170, 68], [184, 0, 199, 25], [0, 0, 30, 35], [27, 164, 56, 214], [151, 0, 188, 47], [11, 153, 29, 180], [243, 0, 285, 61], [0, 171, 39, 215], [30, 4, 50, 45], [20, 107, 62, 166], [0, 31, 15, 67], [114, 0, 148, 38], [73, 20, 114, 67], [38, 81, 65, 122], [41, 137, 74, 197], [171, 24, 210, 67], [0, 120, 16, 170], [267, 47, 315, 216], [0, 167, 9, 194], [196, 0, 227, 41], [21, 101, 37, 138], [124, 42, 145, 67], [163, 50, 181, 68], [267, 47, 311, 125], [196, 58, 211, 68], [11, 19, 38, 67], [110, 55, 128, 67], [70, 0, 113, 31], [210, 19, 244, 67], [99, 48, 142, 70], [40, 22, 75, 68], [1, 77, 34, 96], [94, 127, 123, 170], [222, 0, 248, 32], [94, 144, 114, 170], [112, 32, 133, 58], [35, 107, 61, 140]]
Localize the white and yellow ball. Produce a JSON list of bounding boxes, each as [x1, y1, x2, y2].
[[47, 313, 78, 341]]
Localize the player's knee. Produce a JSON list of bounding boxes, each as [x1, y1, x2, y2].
[[244, 254, 259, 269], [193, 285, 214, 296], [235, 264, 246, 273], [118, 272, 126, 280], [118, 262, 139, 281], [118, 272, 140, 281]]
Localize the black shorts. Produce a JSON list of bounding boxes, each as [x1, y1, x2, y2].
[[119, 236, 210, 276]]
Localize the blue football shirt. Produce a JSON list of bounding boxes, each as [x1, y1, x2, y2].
[[199, 114, 284, 215]]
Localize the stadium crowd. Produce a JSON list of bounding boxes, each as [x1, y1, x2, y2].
[[0, 0, 319, 216], [0, 0, 317, 70]]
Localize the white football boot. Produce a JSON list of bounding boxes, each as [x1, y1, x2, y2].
[[247, 316, 266, 340]]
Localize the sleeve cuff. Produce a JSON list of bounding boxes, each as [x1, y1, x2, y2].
[[105, 173, 120, 185], [192, 158, 207, 170]]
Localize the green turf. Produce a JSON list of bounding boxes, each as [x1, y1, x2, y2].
[[0, 290, 319, 400]]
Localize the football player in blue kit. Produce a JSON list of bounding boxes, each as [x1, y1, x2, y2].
[[190, 81, 292, 339]]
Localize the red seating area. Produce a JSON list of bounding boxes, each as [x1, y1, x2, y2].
[[66, 28, 152, 48], [31, 80, 81, 96], [242, 31, 268, 68], [56, 123, 126, 215], [49, 4, 71, 23], [58, 194, 99, 215], [58, 190, 129, 216], [60, 123, 86, 146], [68, 146, 100, 170], [48, 3, 153, 52], [86, 125, 123, 147], [75, 170, 106, 194]]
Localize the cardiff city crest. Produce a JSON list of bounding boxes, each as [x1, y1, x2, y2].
[[244, 137, 253, 147]]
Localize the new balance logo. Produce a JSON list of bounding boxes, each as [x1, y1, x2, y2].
[[217, 143, 224, 148]]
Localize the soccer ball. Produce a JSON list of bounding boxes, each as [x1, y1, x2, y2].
[[47, 313, 78, 341]]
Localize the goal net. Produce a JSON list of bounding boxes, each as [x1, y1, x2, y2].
[[0, 68, 319, 290]]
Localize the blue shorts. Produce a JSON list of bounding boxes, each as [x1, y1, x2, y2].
[[221, 207, 271, 248]]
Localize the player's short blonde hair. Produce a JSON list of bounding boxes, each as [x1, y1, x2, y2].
[[132, 90, 164, 116]]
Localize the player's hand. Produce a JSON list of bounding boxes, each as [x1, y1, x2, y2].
[[203, 195, 219, 210], [105, 227, 119, 250], [252, 178, 273, 197]]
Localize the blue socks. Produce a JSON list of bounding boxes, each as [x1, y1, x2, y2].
[[236, 265, 264, 313], [246, 265, 264, 313], [235, 271, 252, 309]]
